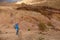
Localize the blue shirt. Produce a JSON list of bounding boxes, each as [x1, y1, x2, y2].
[[15, 23, 19, 30]]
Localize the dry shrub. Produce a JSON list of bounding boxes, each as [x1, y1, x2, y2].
[[38, 22, 47, 31]]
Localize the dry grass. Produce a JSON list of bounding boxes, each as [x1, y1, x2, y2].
[[38, 22, 47, 31], [39, 37, 44, 40], [47, 22, 54, 27]]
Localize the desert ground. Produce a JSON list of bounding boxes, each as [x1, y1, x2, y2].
[[0, 0, 60, 40]]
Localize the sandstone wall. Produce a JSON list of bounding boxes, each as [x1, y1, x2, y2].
[[16, 0, 60, 9]]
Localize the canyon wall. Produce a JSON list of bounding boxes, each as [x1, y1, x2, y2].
[[16, 0, 60, 9]]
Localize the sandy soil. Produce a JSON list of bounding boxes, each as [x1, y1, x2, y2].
[[0, 3, 60, 40]]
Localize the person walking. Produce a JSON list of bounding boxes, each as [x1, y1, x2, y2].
[[14, 23, 19, 35]]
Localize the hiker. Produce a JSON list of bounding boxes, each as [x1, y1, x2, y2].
[[14, 23, 19, 35]]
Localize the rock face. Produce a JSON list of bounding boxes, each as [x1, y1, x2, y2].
[[16, 0, 60, 9], [31, 0, 60, 9], [16, 0, 46, 5], [42, 0, 60, 9]]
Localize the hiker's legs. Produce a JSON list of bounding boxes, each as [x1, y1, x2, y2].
[[16, 29, 18, 35]]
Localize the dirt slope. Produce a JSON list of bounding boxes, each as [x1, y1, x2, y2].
[[0, 3, 60, 40]]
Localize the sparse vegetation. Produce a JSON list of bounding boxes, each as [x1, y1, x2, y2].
[[38, 22, 47, 31], [0, 1, 60, 40], [39, 37, 44, 40], [47, 22, 54, 27], [28, 29, 30, 31]]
